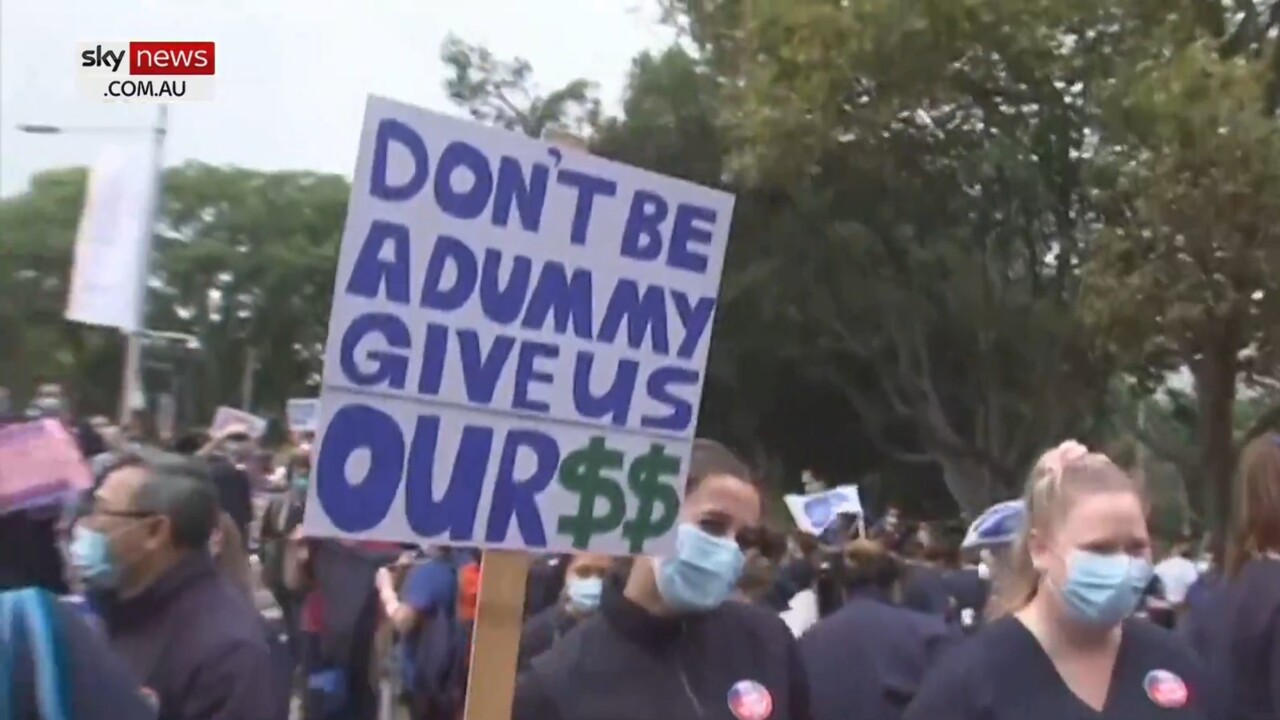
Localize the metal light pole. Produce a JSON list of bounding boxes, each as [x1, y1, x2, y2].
[[17, 106, 169, 425]]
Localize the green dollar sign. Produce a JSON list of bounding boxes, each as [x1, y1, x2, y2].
[[621, 443, 681, 553], [556, 436, 627, 550]]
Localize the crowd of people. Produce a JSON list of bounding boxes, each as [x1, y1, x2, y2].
[[1, 384, 1278, 720]]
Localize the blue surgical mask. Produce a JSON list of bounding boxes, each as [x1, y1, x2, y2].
[[565, 576, 603, 613], [656, 523, 745, 612], [1057, 550, 1151, 626], [69, 526, 119, 589]]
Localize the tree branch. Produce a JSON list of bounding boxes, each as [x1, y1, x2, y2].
[[836, 382, 935, 465], [1117, 413, 1197, 471]]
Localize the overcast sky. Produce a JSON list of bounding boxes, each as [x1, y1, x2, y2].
[[0, 0, 673, 197]]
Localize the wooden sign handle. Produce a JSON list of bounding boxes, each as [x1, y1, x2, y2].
[[462, 550, 531, 720], [462, 128, 588, 720]]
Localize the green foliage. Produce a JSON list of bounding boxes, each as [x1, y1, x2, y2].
[[8, 17, 1279, 517], [441, 34, 601, 138], [0, 163, 348, 424], [1081, 28, 1280, 526], [1085, 42, 1280, 374], [0, 169, 124, 412]]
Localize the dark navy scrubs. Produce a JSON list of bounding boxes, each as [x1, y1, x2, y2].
[[905, 615, 1219, 719]]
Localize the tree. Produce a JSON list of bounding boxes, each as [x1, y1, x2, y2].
[[0, 163, 350, 426], [152, 163, 350, 419], [440, 35, 601, 138], [658, 0, 1124, 512], [1083, 38, 1280, 528], [0, 169, 122, 413]]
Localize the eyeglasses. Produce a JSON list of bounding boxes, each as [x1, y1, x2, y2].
[[96, 508, 155, 520], [89, 498, 154, 521]]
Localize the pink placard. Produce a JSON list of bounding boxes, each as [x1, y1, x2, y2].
[[0, 420, 93, 514]]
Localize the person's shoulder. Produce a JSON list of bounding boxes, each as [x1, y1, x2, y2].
[[403, 558, 457, 607], [523, 603, 565, 636], [901, 617, 1000, 719], [408, 557, 456, 586], [522, 611, 607, 685], [185, 570, 268, 638], [930, 613, 1017, 666], [1122, 618, 1202, 667], [711, 599, 801, 651], [1240, 556, 1280, 587]]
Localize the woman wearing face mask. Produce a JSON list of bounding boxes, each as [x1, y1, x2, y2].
[[905, 440, 1220, 720], [514, 439, 812, 720], [517, 553, 614, 671]]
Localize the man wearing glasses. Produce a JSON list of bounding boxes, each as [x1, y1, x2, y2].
[[71, 449, 276, 720]]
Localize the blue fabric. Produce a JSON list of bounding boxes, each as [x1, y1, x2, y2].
[[398, 559, 458, 687], [1, 588, 72, 720]]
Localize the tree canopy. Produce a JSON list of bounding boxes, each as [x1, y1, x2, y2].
[[5, 13, 1280, 521]]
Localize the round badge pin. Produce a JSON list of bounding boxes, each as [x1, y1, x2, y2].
[[727, 679, 774, 720], [1143, 669, 1188, 709], [139, 687, 160, 709]]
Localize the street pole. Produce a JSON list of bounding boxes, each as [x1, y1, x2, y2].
[[118, 105, 169, 425]]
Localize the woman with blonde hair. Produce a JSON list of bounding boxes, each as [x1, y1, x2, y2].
[[905, 440, 1219, 720], [1212, 433, 1280, 720]]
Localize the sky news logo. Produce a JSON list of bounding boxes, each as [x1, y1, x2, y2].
[[78, 42, 216, 103]]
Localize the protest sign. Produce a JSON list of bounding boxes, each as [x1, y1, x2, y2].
[[303, 95, 735, 558], [285, 398, 321, 433], [210, 406, 268, 439], [0, 420, 93, 515], [783, 484, 864, 535]]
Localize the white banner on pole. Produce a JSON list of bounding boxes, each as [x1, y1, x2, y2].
[[65, 144, 155, 332]]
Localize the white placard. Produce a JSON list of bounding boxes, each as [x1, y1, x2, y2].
[[286, 398, 321, 433], [303, 95, 735, 556], [784, 485, 864, 535], [210, 406, 268, 439]]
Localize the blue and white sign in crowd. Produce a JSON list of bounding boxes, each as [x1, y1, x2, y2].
[[303, 95, 735, 555]]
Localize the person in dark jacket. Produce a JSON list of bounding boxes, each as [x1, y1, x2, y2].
[[70, 447, 275, 720], [518, 552, 613, 671], [524, 553, 570, 619], [801, 539, 955, 720], [514, 438, 812, 720], [183, 426, 255, 548], [1212, 433, 1280, 720], [0, 510, 69, 594]]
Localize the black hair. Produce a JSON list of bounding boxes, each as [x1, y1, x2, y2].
[[171, 431, 209, 456]]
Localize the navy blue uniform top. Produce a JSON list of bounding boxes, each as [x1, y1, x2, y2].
[[942, 568, 988, 629], [1213, 557, 1280, 720], [904, 616, 1219, 720], [901, 565, 951, 617], [515, 579, 812, 720], [800, 593, 955, 720]]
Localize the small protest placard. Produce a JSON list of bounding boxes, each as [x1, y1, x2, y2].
[[0, 420, 94, 515], [210, 406, 268, 439], [285, 398, 321, 433], [303, 96, 735, 557], [783, 485, 864, 535]]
